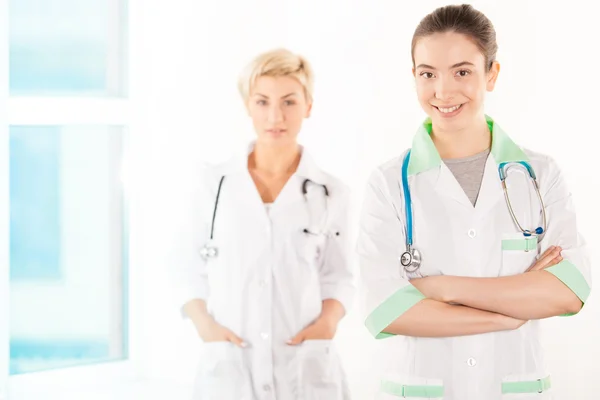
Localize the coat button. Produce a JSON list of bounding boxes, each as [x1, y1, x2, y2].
[[467, 357, 477, 367], [468, 229, 477, 238], [260, 332, 269, 340], [263, 384, 272, 392]]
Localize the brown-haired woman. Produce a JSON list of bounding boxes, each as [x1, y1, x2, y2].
[[357, 4, 591, 399]]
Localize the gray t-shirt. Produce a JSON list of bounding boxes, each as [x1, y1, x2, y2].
[[443, 148, 491, 206]]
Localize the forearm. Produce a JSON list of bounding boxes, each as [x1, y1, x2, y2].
[[383, 298, 518, 338], [416, 271, 582, 320], [320, 298, 346, 325], [183, 299, 214, 334]]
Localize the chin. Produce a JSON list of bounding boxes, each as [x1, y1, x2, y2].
[[258, 134, 296, 147]]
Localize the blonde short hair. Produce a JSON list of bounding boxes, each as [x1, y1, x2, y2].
[[238, 48, 315, 103]]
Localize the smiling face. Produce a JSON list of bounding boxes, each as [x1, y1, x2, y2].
[[246, 75, 312, 147], [413, 31, 500, 131]]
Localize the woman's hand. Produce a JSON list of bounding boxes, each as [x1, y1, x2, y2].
[[197, 316, 247, 347], [526, 246, 563, 272], [287, 299, 344, 345], [287, 316, 337, 345]]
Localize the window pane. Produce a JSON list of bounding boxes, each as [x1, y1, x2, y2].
[[9, 126, 127, 375], [9, 0, 127, 96]]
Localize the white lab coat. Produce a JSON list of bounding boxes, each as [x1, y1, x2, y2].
[[171, 142, 355, 400], [357, 117, 592, 400]]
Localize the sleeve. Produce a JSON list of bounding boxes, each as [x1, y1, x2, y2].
[[167, 165, 211, 318], [357, 168, 426, 339], [318, 185, 356, 315], [539, 157, 592, 316]]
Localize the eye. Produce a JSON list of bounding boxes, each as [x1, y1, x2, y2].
[[420, 72, 435, 79], [256, 99, 267, 106], [284, 100, 296, 106], [456, 70, 471, 77]]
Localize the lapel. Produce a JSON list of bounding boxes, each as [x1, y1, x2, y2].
[[408, 115, 528, 214]]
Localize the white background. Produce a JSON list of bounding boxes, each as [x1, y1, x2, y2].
[[4, 0, 600, 399]]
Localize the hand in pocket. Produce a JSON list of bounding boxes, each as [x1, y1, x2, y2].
[[287, 317, 337, 345], [198, 318, 247, 347]]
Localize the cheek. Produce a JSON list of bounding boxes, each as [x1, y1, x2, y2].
[[416, 84, 433, 107], [249, 109, 266, 125], [463, 79, 486, 101], [286, 109, 306, 125], [416, 81, 431, 97]]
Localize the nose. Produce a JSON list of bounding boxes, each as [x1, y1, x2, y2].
[[434, 76, 457, 102], [267, 104, 284, 124]]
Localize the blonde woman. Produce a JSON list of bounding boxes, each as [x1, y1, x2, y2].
[[172, 49, 354, 399]]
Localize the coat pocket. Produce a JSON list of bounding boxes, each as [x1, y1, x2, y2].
[[501, 372, 553, 399], [298, 339, 344, 399], [499, 234, 539, 276], [376, 373, 444, 399], [193, 341, 252, 400], [293, 230, 327, 269]]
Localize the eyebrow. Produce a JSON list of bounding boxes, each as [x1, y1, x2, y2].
[[416, 61, 476, 70], [254, 92, 299, 99]]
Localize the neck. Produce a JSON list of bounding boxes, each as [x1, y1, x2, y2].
[[248, 141, 301, 176], [431, 116, 492, 159]]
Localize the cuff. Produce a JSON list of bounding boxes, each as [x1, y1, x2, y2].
[[546, 259, 591, 316], [364, 285, 426, 339]]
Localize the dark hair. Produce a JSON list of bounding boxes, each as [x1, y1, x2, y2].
[[411, 4, 498, 71]]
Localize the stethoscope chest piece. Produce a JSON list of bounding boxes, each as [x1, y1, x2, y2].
[[400, 247, 422, 273], [200, 242, 218, 259]]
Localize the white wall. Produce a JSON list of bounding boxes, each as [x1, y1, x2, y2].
[[129, 0, 600, 398]]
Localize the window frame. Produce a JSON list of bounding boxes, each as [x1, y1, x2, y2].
[[1, 0, 10, 395], [0, 0, 142, 396]]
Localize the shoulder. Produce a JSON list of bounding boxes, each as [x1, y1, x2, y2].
[[318, 169, 350, 198], [367, 151, 408, 195], [197, 155, 242, 193], [521, 147, 568, 197], [302, 150, 350, 198], [521, 147, 563, 179], [522, 147, 557, 166]]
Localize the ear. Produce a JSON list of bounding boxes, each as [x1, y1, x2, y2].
[[412, 67, 416, 78], [305, 101, 313, 118], [486, 61, 501, 92]]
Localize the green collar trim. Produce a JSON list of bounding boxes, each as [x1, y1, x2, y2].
[[407, 115, 529, 176]]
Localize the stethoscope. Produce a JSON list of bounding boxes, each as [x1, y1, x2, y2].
[[399, 150, 548, 274], [199, 176, 333, 260]]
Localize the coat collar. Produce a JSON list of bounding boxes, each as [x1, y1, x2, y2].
[[407, 115, 529, 176]]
